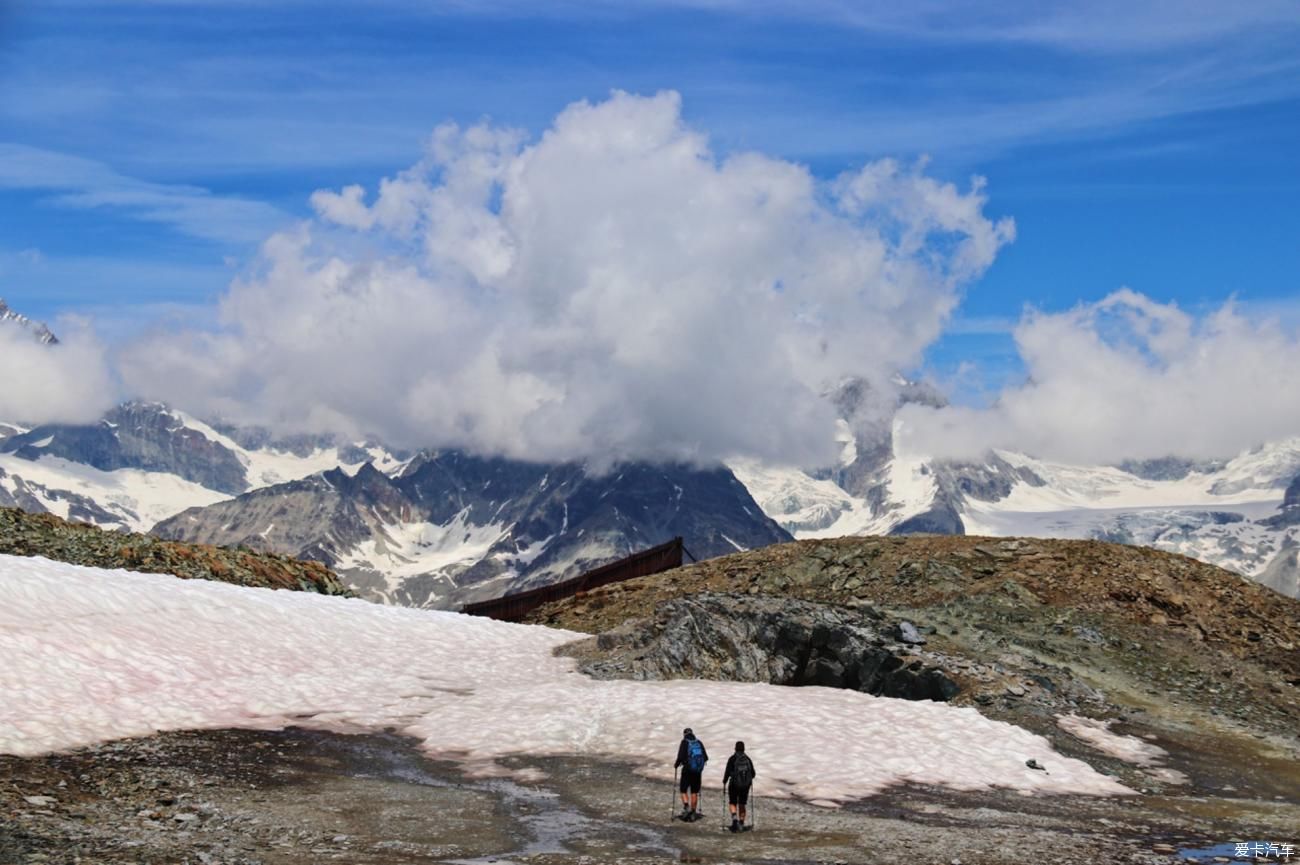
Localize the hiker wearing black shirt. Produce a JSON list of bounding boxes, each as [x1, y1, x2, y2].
[[674, 727, 708, 820], [722, 741, 756, 832]]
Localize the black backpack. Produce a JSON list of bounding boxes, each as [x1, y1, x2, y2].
[[732, 753, 753, 787]]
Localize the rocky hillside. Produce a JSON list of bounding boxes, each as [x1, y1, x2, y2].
[[0, 507, 351, 595], [537, 535, 1298, 674], [533, 535, 1300, 803]]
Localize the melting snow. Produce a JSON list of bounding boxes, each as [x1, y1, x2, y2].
[[0, 555, 1131, 802], [721, 533, 747, 552], [1056, 715, 1168, 767]]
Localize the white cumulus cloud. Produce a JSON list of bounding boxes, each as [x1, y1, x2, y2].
[[121, 91, 1012, 465], [899, 289, 1300, 463], [0, 317, 117, 425]]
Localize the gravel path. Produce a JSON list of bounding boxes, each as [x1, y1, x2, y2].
[[4, 727, 1293, 865]]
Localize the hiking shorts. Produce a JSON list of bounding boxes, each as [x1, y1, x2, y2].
[[727, 783, 751, 806], [679, 769, 702, 794]]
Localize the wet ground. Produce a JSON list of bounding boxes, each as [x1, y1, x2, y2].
[[2, 727, 1295, 865]]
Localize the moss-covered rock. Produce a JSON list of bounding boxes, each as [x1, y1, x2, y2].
[[0, 507, 353, 596]]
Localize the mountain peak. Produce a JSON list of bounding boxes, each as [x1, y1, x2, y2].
[[0, 298, 59, 345]]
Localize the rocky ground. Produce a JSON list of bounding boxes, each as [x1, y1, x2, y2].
[[2, 727, 1291, 865], [0, 507, 351, 595]]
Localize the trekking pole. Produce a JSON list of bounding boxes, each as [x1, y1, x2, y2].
[[672, 766, 678, 822], [751, 780, 757, 832], [721, 783, 727, 831]]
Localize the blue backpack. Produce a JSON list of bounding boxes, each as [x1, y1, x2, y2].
[[686, 739, 706, 772]]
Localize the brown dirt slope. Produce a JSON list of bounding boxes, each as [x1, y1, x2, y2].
[[0, 506, 352, 596]]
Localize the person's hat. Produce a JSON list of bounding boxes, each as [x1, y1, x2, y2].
[[683, 727, 694, 737]]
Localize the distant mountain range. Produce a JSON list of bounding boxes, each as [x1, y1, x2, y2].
[[2, 302, 1296, 602], [731, 380, 1300, 600]]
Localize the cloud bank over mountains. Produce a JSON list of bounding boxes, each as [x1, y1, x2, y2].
[[116, 91, 1011, 465], [898, 289, 1300, 463], [6, 91, 1299, 468]]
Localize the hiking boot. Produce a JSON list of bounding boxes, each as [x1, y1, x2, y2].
[[729, 818, 740, 833]]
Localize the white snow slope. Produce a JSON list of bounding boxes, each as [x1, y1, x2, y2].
[[0, 555, 1130, 803]]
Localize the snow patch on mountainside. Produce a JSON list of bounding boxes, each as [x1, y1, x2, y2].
[[728, 458, 860, 534], [730, 441, 936, 538], [335, 511, 507, 591], [0, 554, 1131, 802], [0, 454, 229, 531]]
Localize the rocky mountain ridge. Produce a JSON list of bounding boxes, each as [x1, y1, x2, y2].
[[155, 452, 791, 609], [0, 297, 58, 345]]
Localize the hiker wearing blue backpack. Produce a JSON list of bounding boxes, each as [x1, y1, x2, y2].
[[674, 727, 709, 821], [722, 741, 756, 832]]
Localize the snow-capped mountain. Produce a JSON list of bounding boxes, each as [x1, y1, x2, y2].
[[730, 380, 1300, 599], [153, 452, 791, 609], [0, 297, 58, 345], [0, 402, 403, 532], [1, 400, 789, 609]]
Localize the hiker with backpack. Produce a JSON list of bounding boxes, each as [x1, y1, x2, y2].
[[722, 741, 756, 832], [674, 727, 708, 821]]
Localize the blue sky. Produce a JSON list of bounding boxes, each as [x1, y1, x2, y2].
[[3, 0, 1299, 401]]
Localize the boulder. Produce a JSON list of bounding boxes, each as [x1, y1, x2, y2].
[[575, 592, 961, 702]]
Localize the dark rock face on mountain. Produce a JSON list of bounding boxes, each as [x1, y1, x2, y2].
[[0, 507, 351, 595], [0, 298, 58, 345], [935, 455, 1045, 504], [154, 452, 792, 608], [566, 592, 960, 701], [891, 502, 965, 535], [155, 462, 409, 568], [3, 403, 249, 494], [1262, 473, 1300, 530], [1116, 456, 1226, 482]]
